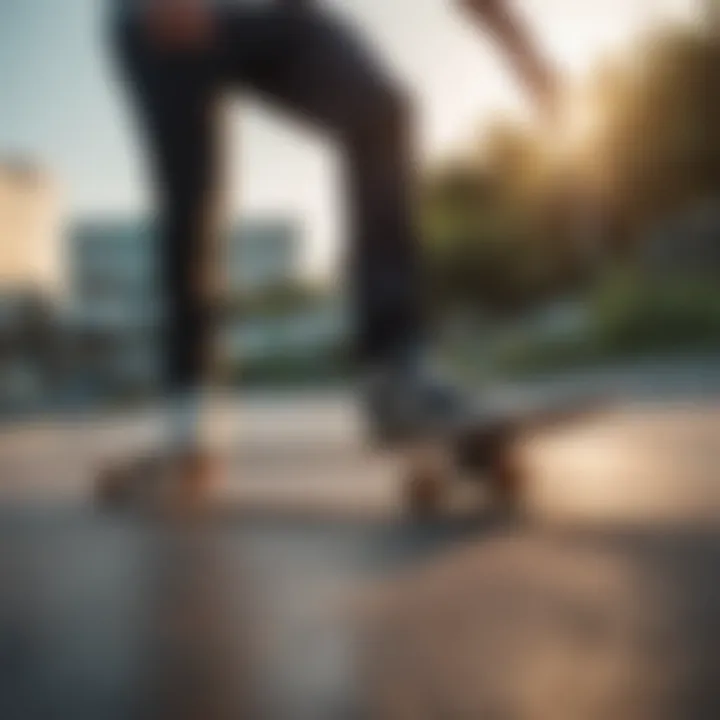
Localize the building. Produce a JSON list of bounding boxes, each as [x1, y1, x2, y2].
[[0, 162, 68, 414], [66, 216, 312, 395], [223, 218, 300, 293], [0, 161, 63, 296], [68, 219, 162, 397]]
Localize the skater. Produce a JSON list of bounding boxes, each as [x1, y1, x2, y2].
[[103, 0, 557, 504]]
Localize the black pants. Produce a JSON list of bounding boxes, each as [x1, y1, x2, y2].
[[112, 4, 425, 395]]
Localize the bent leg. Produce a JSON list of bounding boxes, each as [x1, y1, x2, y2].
[[218, 7, 426, 364]]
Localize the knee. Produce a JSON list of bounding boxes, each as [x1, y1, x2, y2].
[[353, 82, 412, 146]]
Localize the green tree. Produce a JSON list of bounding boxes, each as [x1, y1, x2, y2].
[[590, 28, 720, 252], [423, 24, 720, 317], [423, 120, 580, 316]]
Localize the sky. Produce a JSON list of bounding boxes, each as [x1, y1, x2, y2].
[[0, 0, 695, 276]]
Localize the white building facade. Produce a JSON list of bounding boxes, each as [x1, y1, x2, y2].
[[0, 162, 67, 413], [67, 217, 345, 394], [0, 162, 63, 296]]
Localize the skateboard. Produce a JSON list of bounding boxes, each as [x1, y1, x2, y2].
[[401, 392, 605, 517], [95, 449, 218, 512]]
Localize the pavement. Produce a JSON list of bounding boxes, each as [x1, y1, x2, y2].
[[1, 378, 720, 719]]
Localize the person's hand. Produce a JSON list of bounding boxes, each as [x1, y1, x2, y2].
[[143, 0, 216, 50]]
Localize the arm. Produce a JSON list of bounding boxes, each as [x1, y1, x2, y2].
[[458, 0, 560, 121]]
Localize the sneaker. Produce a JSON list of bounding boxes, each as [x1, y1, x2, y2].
[[362, 349, 473, 446]]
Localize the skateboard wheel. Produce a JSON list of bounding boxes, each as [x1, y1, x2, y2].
[[94, 452, 219, 513], [486, 448, 524, 512], [404, 469, 447, 517], [402, 442, 454, 517], [93, 455, 158, 510], [95, 466, 130, 508]]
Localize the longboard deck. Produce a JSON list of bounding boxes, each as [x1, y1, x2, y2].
[[455, 391, 607, 467], [401, 391, 609, 517]]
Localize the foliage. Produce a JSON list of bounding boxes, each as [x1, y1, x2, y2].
[[423, 26, 720, 316], [589, 28, 720, 250], [593, 272, 720, 354], [227, 344, 352, 387], [423, 124, 577, 316], [221, 280, 327, 320], [489, 272, 720, 376]]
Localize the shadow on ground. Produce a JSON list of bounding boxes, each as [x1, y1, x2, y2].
[[0, 503, 507, 720]]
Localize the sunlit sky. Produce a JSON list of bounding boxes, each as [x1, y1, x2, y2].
[[0, 0, 696, 275]]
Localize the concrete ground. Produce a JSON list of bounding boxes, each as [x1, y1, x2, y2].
[[1, 376, 720, 719]]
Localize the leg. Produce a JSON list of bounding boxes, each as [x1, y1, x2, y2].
[[215, 6, 468, 442], [98, 18, 224, 510], [112, 18, 223, 446], [218, 6, 425, 364]]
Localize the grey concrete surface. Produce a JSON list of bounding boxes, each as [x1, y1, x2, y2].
[[1, 381, 720, 719]]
